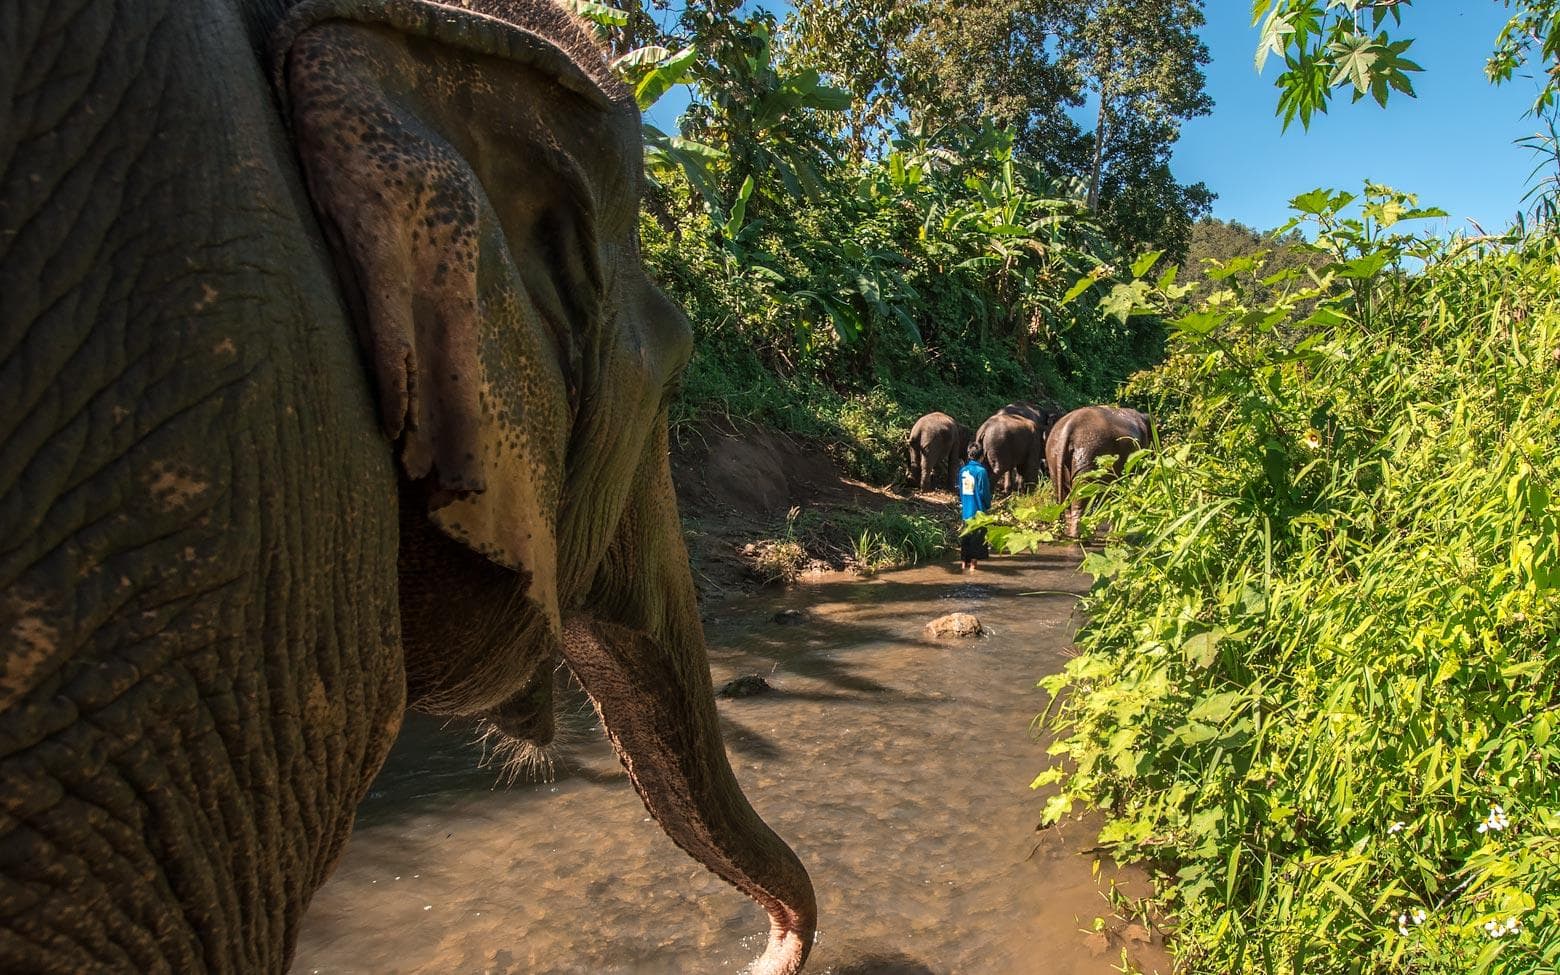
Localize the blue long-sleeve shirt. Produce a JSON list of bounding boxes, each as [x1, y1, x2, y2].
[[958, 461, 992, 520]]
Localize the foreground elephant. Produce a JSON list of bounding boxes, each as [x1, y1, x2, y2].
[[1046, 406, 1156, 537], [905, 412, 970, 491], [0, 3, 814, 974]]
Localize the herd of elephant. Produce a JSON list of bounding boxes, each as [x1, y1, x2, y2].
[[907, 403, 1156, 536]]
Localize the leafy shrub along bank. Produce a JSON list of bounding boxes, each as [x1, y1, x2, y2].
[[1024, 190, 1560, 973]]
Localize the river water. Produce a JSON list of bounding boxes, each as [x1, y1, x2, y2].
[[292, 551, 1169, 974]]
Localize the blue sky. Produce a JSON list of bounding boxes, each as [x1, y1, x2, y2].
[[1180, 1, 1546, 234], [646, 1, 1550, 234]]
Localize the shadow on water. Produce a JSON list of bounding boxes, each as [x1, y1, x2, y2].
[[830, 954, 940, 975], [294, 550, 1168, 975]]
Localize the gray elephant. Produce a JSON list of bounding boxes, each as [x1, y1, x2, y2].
[[974, 403, 1056, 493], [1046, 406, 1157, 537], [905, 412, 970, 491], [0, 3, 814, 975]]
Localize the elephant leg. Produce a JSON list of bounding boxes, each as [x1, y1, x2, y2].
[[561, 426, 814, 975], [1065, 448, 1094, 538]]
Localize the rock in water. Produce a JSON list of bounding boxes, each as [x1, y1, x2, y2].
[[771, 608, 807, 626], [718, 674, 772, 698], [924, 612, 983, 639]]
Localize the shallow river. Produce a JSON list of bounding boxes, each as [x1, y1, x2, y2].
[[292, 551, 1168, 975]]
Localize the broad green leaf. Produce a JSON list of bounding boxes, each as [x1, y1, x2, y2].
[[1208, 254, 1261, 281], [1335, 252, 1389, 279], [610, 46, 674, 72], [1061, 275, 1098, 306], [633, 46, 698, 110], [566, 0, 628, 28], [1183, 629, 1226, 669], [1188, 690, 1245, 724], [1173, 310, 1227, 336], [1040, 793, 1074, 825]]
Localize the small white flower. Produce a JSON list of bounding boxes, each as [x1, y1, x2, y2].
[[1387, 821, 1406, 834], [1483, 915, 1523, 938], [1477, 805, 1510, 833], [1397, 907, 1428, 935]]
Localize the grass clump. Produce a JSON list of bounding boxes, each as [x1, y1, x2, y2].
[[835, 508, 950, 573], [742, 504, 952, 579], [1021, 188, 1560, 973], [747, 539, 808, 585]]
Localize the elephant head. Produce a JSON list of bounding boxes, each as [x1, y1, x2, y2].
[[0, 1, 813, 972]]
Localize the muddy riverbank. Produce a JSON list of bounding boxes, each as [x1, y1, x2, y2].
[[291, 552, 1169, 974]]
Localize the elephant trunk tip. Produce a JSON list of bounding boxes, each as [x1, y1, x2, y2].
[[748, 907, 816, 975]]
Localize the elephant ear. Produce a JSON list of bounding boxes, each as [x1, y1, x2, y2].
[[273, 0, 628, 634]]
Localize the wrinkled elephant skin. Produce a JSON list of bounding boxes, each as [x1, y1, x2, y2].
[[1045, 406, 1156, 537], [0, 3, 814, 974]]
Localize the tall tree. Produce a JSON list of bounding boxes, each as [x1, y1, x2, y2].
[[784, 0, 928, 161], [1066, 0, 1213, 211], [897, 0, 1086, 162]]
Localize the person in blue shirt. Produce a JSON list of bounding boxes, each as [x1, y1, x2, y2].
[[958, 442, 994, 572]]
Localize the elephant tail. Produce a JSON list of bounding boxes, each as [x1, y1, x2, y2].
[[1054, 442, 1075, 507]]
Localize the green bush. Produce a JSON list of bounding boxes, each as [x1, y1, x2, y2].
[[1021, 189, 1560, 973]]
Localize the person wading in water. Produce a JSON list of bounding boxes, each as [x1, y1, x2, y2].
[[958, 442, 993, 573]]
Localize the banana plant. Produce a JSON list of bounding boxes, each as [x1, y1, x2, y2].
[[567, 1, 726, 213], [677, 12, 851, 209]]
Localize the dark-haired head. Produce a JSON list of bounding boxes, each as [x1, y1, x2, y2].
[[967, 442, 984, 461]]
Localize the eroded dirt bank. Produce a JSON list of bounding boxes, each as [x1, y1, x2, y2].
[[669, 420, 956, 592]]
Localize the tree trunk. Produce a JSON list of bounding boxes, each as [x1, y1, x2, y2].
[[1088, 96, 1107, 212]]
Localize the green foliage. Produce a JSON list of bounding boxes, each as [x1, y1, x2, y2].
[[1178, 216, 1324, 308], [784, 0, 1215, 260], [644, 114, 1159, 478], [1023, 190, 1560, 972], [591, 0, 1193, 477], [1488, 0, 1560, 113], [1516, 106, 1560, 229], [753, 504, 949, 573], [1252, 0, 1560, 125]]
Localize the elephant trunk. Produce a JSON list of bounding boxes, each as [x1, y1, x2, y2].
[[561, 616, 816, 975]]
